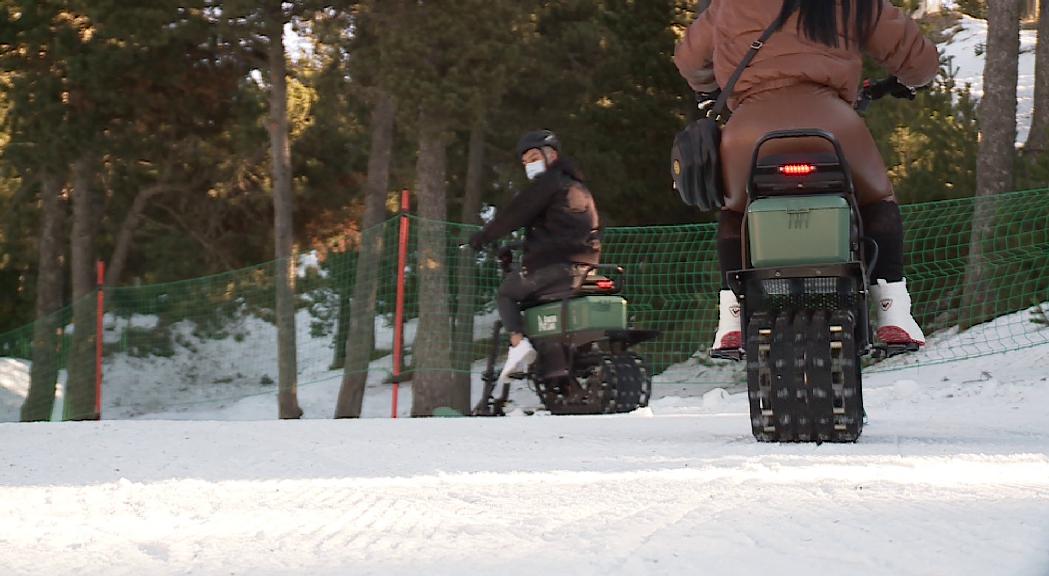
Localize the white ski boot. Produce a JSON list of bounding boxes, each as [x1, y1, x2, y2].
[[498, 337, 537, 384], [871, 278, 925, 346], [711, 289, 743, 351]]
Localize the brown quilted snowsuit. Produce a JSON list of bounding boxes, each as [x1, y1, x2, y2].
[[674, 0, 939, 212]]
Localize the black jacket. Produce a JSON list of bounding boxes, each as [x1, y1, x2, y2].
[[476, 159, 601, 270]]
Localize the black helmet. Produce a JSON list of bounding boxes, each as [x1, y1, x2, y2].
[[516, 130, 560, 158]]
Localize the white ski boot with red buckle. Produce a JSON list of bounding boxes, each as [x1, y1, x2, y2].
[[871, 278, 925, 346], [711, 289, 743, 351]]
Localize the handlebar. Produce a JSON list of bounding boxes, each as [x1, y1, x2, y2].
[[855, 76, 920, 115]]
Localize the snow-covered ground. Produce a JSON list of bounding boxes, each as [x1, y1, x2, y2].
[[1, 337, 1047, 576], [937, 14, 1038, 145], [2, 302, 1047, 574]]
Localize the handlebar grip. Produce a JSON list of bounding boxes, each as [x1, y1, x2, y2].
[[867, 76, 917, 101], [868, 77, 899, 100]]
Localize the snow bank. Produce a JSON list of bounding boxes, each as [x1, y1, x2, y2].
[[0, 358, 30, 421], [94, 300, 505, 419], [87, 293, 1047, 421], [100, 307, 336, 418], [0, 358, 66, 422]]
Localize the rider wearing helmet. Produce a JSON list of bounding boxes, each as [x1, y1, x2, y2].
[[469, 130, 601, 383], [674, 0, 937, 352]]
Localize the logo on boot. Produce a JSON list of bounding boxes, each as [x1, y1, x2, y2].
[[880, 299, 893, 312], [730, 305, 741, 318]]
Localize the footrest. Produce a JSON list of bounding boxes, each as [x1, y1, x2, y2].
[[710, 348, 745, 362], [872, 342, 919, 359]]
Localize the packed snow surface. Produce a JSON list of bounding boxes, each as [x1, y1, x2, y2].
[[2, 339, 1048, 576]]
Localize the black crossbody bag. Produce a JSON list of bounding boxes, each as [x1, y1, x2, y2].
[[671, 9, 795, 211]]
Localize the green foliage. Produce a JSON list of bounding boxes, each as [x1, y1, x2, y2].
[[1017, 149, 1049, 190], [864, 69, 980, 203]]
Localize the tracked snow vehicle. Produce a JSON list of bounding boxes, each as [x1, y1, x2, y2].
[[474, 247, 659, 416], [712, 78, 919, 443]]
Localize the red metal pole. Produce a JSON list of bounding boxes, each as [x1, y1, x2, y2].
[[95, 260, 105, 420], [392, 190, 411, 419]]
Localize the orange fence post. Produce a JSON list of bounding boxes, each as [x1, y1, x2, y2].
[[392, 190, 411, 419], [95, 260, 105, 420]]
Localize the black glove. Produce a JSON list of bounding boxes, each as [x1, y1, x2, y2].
[[696, 88, 721, 103], [468, 231, 486, 251], [889, 81, 918, 100], [870, 77, 917, 101]]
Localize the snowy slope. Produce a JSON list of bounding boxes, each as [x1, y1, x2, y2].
[[1, 338, 1047, 576], [938, 15, 1039, 145]]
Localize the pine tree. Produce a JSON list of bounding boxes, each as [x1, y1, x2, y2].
[[1, 1, 73, 419], [22, 171, 65, 422], [360, 0, 530, 415], [335, 0, 398, 418], [210, 0, 355, 418], [1025, 0, 1049, 152], [962, 0, 1022, 330]]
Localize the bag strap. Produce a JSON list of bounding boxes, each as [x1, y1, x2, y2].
[[712, 6, 797, 119]]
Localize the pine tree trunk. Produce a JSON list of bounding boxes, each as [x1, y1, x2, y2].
[[64, 156, 100, 421], [267, 8, 302, 419], [410, 114, 464, 416], [23, 171, 66, 422], [962, 0, 1021, 330], [106, 183, 165, 286], [335, 91, 396, 418], [451, 117, 486, 393], [1025, 0, 1049, 152]]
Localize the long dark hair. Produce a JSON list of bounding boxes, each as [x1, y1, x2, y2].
[[777, 0, 884, 49]]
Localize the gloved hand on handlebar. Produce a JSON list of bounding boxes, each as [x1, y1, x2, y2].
[[868, 76, 918, 101], [696, 88, 721, 113], [887, 79, 918, 100]]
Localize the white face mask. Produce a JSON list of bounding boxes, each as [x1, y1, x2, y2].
[[525, 159, 547, 181]]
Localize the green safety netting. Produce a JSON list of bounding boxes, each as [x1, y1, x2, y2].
[[1, 188, 1046, 421]]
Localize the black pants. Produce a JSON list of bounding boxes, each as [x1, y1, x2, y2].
[[497, 263, 590, 335], [717, 199, 905, 289]]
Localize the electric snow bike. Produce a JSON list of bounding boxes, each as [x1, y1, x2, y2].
[[711, 77, 920, 443], [473, 245, 660, 416]]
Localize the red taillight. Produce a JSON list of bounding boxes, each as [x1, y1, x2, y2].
[[596, 279, 615, 290], [778, 163, 817, 176]]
